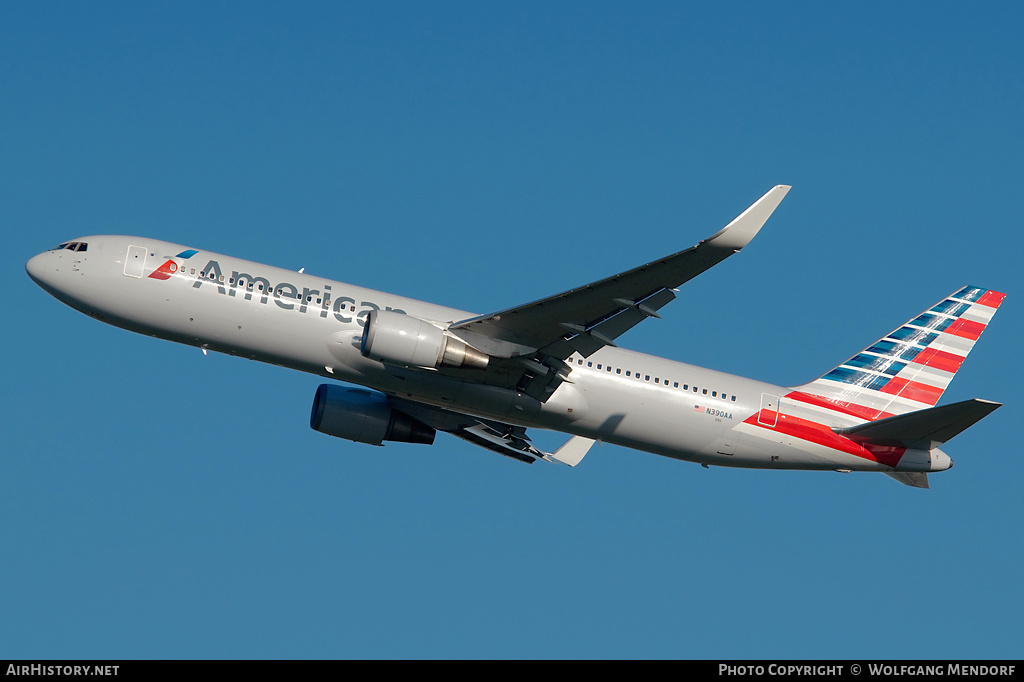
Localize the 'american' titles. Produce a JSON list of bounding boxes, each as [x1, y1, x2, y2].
[[189, 258, 405, 324]]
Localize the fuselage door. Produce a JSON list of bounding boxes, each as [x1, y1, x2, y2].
[[124, 245, 147, 278], [758, 393, 780, 427]]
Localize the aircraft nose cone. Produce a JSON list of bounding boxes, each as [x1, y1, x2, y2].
[[26, 252, 49, 285]]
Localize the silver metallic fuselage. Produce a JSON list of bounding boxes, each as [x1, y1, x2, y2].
[[26, 235, 951, 475]]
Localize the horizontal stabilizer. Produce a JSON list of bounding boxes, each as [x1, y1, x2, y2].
[[885, 472, 930, 489], [834, 398, 1001, 450]]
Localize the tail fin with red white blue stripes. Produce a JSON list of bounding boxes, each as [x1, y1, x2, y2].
[[793, 286, 1005, 421]]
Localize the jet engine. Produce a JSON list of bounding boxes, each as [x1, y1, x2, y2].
[[310, 384, 435, 445], [360, 309, 488, 370]]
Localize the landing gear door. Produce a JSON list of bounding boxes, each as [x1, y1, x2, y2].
[[124, 245, 147, 278], [758, 393, 780, 427]]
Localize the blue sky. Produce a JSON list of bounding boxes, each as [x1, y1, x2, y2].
[[3, 2, 1022, 659]]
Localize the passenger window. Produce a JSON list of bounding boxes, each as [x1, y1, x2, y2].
[[616, 368, 621, 374], [712, 391, 717, 397], [731, 396, 737, 402], [702, 389, 707, 395]]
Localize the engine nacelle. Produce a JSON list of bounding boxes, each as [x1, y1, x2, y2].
[[360, 309, 488, 370], [310, 384, 435, 445]]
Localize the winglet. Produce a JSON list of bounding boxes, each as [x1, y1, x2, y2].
[[544, 436, 596, 467], [707, 185, 791, 251]]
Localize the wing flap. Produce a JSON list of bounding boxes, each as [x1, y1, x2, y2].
[[454, 424, 540, 463], [547, 288, 678, 355], [390, 398, 593, 466]]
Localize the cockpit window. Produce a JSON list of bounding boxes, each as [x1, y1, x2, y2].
[[51, 241, 88, 252]]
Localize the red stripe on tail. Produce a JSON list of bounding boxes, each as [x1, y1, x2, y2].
[[911, 347, 965, 374], [881, 377, 943, 405], [976, 290, 1006, 308]]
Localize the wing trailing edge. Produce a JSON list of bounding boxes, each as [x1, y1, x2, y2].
[[390, 397, 595, 466]]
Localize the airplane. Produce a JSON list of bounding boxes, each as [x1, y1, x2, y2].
[[25, 185, 1005, 488]]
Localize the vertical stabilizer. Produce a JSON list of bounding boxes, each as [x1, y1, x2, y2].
[[793, 286, 1005, 420]]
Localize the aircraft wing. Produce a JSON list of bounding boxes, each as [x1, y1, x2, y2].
[[449, 185, 790, 361], [392, 398, 594, 466]]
